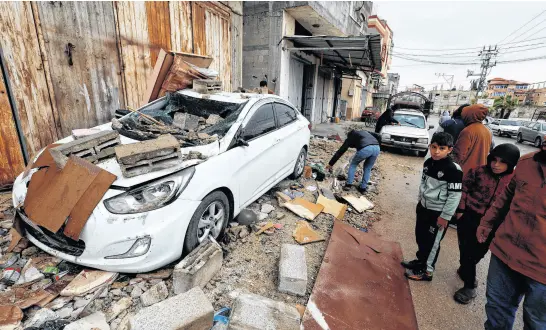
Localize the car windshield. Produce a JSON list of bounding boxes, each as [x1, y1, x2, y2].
[[393, 113, 425, 129], [501, 120, 519, 126]]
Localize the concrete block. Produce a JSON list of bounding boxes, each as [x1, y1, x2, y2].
[[130, 287, 213, 330], [205, 114, 222, 125], [278, 244, 307, 296], [140, 281, 169, 307], [173, 238, 223, 295], [64, 312, 109, 330], [228, 293, 300, 330], [115, 134, 183, 178], [50, 130, 120, 167], [173, 112, 200, 130]]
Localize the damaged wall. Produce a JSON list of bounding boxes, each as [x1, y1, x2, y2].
[[0, 1, 242, 185]]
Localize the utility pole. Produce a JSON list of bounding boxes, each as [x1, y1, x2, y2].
[[435, 73, 454, 90], [467, 45, 498, 100]]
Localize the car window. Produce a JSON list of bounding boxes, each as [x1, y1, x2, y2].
[[542, 124, 546, 131], [493, 121, 499, 125], [502, 120, 519, 126], [242, 103, 276, 140], [392, 113, 425, 129], [274, 103, 298, 127], [533, 123, 541, 130]]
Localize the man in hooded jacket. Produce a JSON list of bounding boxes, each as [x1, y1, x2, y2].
[[452, 104, 492, 174], [440, 105, 468, 142]]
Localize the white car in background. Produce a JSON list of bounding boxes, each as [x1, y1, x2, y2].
[[489, 119, 521, 138], [12, 91, 310, 272], [380, 109, 434, 157]]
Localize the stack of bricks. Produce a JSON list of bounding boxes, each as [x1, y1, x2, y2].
[[50, 130, 121, 168], [114, 134, 183, 178]]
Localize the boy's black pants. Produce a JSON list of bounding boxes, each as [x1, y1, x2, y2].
[[457, 210, 495, 289], [415, 203, 448, 272]]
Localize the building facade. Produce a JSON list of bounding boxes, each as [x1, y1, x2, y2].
[[243, 1, 380, 124], [429, 89, 474, 114], [486, 77, 529, 103], [387, 73, 400, 95], [525, 81, 546, 106]]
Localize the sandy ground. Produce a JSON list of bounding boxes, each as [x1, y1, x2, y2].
[[372, 150, 523, 330]]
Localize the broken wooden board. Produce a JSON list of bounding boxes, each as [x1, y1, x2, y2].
[[293, 221, 324, 245], [302, 221, 418, 330], [341, 194, 374, 213], [6, 228, 22, 253], [0, 305, 22, 327], [60, 270, 117, 297], [316, 195, 347, 220], [284, 198, 324, 221]]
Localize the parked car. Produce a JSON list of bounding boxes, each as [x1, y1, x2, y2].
[[489, 119, 521, 138], [379, 109, 434, 157], [12, 91, 310, 272], [517, 121, 546, 147]]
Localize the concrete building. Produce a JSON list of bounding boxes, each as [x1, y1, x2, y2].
[[486, 77, 529, 103], [243, 1, 382, 124], [368, 15, 393, 113], [525, 81, 546, 106], [387, 73, 400, 95], [429, 89, 473, 114]]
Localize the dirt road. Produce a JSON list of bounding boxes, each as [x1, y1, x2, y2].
[[372, 150, 524, 330]]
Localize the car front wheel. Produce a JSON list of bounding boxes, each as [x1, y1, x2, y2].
[[289, 147, 307, 179], [517, 133, 523, 143], [183, 191, 230, 254], [535, 137, 542, 148]]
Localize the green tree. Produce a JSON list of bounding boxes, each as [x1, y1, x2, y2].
[[492, 95, 518, 118]]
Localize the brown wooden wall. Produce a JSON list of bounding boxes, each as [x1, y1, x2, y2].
[[0, 1, 241, 185]]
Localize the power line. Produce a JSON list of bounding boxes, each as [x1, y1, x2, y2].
[[519, 27, 546, 42], [498, 10, 546, 44], [504, 17, 546, 44], [392, 43, 546, 60], [393, 36, 546, 52]]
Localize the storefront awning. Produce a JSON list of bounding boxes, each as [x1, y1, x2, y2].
[[283, 35, 383, 73]]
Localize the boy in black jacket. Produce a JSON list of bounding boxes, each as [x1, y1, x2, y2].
[[402, 132, 463, 281]]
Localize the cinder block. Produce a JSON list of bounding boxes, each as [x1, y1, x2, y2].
[[173, 238, 223, 295], [50, 130, 120, 168], [173, 112, 201, 130], [278, 244, 307, 296], [228, 293, 300, 330], [114, 134, 183, 178], [140, 281, 169, 307], [130, 287, 213, 330]]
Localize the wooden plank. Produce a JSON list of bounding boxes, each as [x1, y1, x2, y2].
[[0, 69, 25, 185], [192, 2, 207, 56], [145, 1, 172, 67], [64, 169, 116, 240], [36, 1, 124, 137], [169, 1, 193, 53], [0, 2, 59, 157], [116, 1, 152, 108]]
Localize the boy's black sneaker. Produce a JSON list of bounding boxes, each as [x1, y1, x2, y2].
[[405, 268, 433, 281], [342, 184, 352, 191], [453, 287, 477, 304], [357, 187, 367, 194], [401, 259, 423, 270]]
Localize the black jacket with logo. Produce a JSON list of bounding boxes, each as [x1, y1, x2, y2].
[[329, 130, 380, 166], [419, 157, 463, 220]]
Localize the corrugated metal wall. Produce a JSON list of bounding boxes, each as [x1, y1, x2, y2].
[[0, 1, 241, 185]]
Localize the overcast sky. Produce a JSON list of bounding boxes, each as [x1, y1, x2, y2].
[[374, 1, 546, 91]]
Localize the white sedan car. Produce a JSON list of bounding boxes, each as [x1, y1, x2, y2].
[[489, 119, 521, 138], [379, 109, 434, 157], [12, 91, 310, 272]]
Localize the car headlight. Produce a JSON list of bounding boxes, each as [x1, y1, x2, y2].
[[105, 236, 151, 259], [104, 167, 195, 214], [417, 138, 428, 144], [382, 133, 391, 140]]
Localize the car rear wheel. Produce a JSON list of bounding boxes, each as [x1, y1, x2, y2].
[[289, 147, 307, 179], [535, 137, 542, 148], [517, 133, 523, 143], [183, 191, 229, 254]]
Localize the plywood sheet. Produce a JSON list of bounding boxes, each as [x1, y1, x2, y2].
[[284, 198, 324, 221], [316, 195, 347, 220], [341, 194, 374, 213], [60, 270, 117, 297], [145, 1, 172, 67]]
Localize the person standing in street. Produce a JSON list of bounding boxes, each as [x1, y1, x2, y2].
[[477, 142, 546, 329], [440, 104, 468, 142], [453, 144, 520, 304], [453, 104, 492, 175], [402, 132, 463, 281], [439, 110, 451, 125], [375, 107, 399, 133], [326, 130, 380, 194]]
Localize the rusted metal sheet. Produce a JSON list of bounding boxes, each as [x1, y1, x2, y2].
[[0, 2, 59, 157], [115, 1, 152, 108], [36, 1, 124, 137], [145, 1, 172, 67], [170, 1, 193, 53], [192, 2, 208, 56], [0, 69, 25, 185], [303, 221, 419, 330]]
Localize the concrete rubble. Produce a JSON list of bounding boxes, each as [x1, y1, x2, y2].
[[229, 293, 301, 330], [278, 244, 307, 296], [49, 130, 121, 168], [140, 281, 169, 307]]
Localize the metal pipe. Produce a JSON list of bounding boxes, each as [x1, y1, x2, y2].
[[286, 47, 364, 51]]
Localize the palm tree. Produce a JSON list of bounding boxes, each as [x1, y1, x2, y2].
[[492, 95, 518, 118]]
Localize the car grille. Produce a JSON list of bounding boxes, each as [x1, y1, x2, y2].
[[392, 135, 417, 143], [23, 221, 85, 257]]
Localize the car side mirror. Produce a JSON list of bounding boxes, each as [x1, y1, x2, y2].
[[237, 137, 249, 147], [429, 125, 435, 130]]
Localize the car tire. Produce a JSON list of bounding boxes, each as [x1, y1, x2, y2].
[[289, 147, 307, 179], [183, 191, 230, 254], [418, 151, 427, 157], [517, 133, 523, 143], [535, 137, 542, 148]]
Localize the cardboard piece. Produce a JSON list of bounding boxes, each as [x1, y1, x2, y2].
[[0, 305, 23, 327], [317, 195, 347, 220], [144, 49, 213, 105], [60, 270, 117, 297], [293, 221, 324, 245], [6, 229, 22, 253], [284, 198, 324, 221], [341, 195, 374, 213]]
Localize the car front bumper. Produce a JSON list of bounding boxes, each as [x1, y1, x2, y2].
[[382, 140, 428, 152]]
